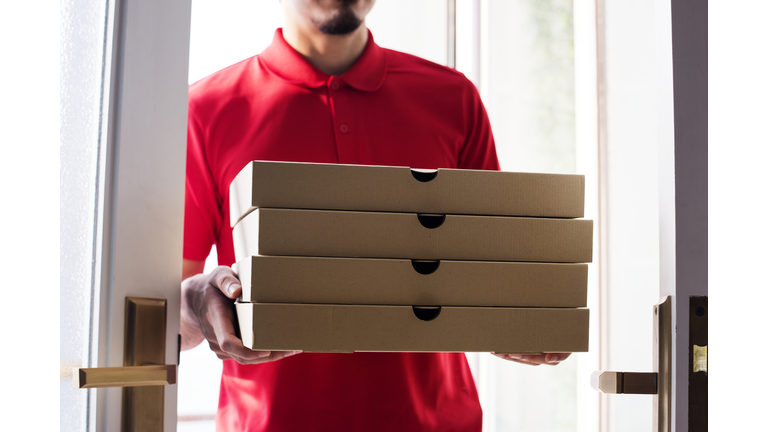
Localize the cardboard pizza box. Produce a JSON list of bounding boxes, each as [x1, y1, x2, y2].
[[232, 208, 593, 263], [229, 161, 585, 226], [235, 302, 589, 354], [233, 256, 588, 308]]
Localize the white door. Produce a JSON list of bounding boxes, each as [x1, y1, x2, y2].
[[60, 0, 190, 430], [595, 0, 707, 429]]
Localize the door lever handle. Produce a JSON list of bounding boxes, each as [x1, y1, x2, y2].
[[591, 297, 673, 432], [593, 371, 657, 394], [73, 364, 176, 389], [72, 297, 171, 431]]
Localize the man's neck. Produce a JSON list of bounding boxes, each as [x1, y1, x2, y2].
[[281, 13, 368, 76]]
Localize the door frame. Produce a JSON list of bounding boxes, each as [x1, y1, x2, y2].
[[656, 0, 707, 430]]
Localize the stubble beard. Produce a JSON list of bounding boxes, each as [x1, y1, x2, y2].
[[312, 0, 363, 35]]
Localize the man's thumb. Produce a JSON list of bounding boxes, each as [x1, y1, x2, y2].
[[223, 279, 242, 298]]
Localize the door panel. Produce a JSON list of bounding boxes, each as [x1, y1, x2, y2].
[[93, 0, 191, 430], [657, 0, 708, 430], [598, 0, 708, 429]]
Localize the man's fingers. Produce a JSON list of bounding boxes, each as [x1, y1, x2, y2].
[[219, 334, 303, 364], [544, 353, 571, 364], [205, 299, 273, 363], [211, 266, 241, 299], [492, 352, 570, 366], [263, 350, 302, 362], [214, 328, 264, 362], [198, 290, 251, 359], [502, 354, 543, 366], [240, 350, 302, 365], [194, 267, 301, 365], [217, 350, 302, 365]]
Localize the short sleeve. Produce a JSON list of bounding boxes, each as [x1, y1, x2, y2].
[[183, 100, 222, 261], [458, 79, 500, 171]]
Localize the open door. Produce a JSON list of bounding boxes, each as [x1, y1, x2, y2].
[[595, 0, 707, 430], [61, 0, 190, 431]]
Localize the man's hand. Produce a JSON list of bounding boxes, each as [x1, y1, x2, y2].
[[180, 261, 301, 364], [491, 352, 571, 366]]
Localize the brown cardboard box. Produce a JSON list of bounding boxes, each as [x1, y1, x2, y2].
[[234, 256, 588, 307], [235, 302, 589, 353], [229, 161, 585, 226], [232, 208, 593, 263]]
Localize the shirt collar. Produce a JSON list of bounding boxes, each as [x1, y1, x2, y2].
[[259, 28, 388, 92]]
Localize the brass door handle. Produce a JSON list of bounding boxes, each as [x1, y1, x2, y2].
[[73, 365, 176, 389], [73, 297, 172, 432]]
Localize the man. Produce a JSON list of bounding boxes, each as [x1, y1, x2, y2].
[[180, 0, 570, 430]]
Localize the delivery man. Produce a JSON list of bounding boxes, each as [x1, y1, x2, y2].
[[179, 1, 570, 430]]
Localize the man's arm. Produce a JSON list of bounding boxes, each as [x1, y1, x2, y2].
[[182, 258, 206, 281], [180, 258, 301, 363]]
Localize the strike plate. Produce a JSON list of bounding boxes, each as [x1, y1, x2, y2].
[[689, 297, 707, 431]]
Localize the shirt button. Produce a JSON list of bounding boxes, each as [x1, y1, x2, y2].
[[331, 81, 340, 90], [339, 124, 349, 133]]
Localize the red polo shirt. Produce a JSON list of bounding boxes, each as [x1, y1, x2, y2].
[[185, 29, 499, 431]]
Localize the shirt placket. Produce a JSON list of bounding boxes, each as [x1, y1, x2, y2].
[[326, 76, 359, 164]]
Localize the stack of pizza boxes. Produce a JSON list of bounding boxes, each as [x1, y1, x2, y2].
[[229, 161, 592, 354]]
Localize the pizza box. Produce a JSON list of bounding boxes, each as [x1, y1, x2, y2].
[[233, 256, 588, 307], [235, 302, 589, 354], [232, 208, 593, 263], [229, 161, 585, 226]]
